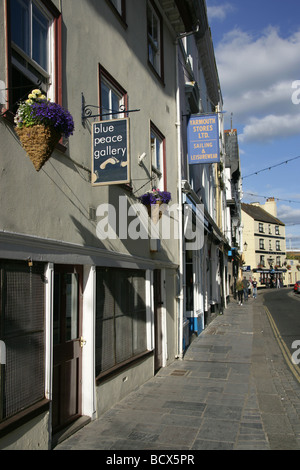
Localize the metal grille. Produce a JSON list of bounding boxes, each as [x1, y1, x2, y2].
[[95, 268, 147, 377], [0, 261, 45, 420]]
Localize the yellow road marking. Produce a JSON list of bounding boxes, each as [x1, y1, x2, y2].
[[264, 306, 300, 384]]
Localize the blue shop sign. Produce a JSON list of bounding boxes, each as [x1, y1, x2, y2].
[[187, 114, 220, 164], [92, 118, 130, 186]]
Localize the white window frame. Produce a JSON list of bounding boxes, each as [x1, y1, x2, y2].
[[147, 1, 161, 76], [100, 77, 125, 121], [151, 126, 165, 190], [10, 0, 55, 100]]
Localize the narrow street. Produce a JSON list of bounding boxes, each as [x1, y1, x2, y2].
[[55, 289, 300, 451]]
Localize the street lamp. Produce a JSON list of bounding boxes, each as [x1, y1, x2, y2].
[[267, 257, 274, 268], [244, 241, 248, 251]]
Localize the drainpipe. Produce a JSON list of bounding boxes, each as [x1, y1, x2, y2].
[[175, 41, 184, 360]]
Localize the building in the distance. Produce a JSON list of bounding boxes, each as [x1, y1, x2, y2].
[[241, 198, 287, 288]]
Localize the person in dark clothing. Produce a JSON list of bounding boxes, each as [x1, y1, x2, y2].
[[242, 277, 249, 301], [236, 279, 244, 305]]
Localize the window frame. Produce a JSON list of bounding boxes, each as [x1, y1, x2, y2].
[[276, 240, 281, 251], [150, 122, 166, 190], [98, 65, 128, 121], [4, 0, 62, 117], [108, 0, 127, 24], [258, 223, 264, 233], [0, 260, 47, 426], [95, 267, 149, 380], [259, 239, 265, 250], [147, 0, 164, 81]]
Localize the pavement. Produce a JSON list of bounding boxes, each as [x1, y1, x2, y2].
[[55, 290, 300, 451]]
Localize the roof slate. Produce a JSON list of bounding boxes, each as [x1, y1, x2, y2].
[[241, 203, 285, 226]]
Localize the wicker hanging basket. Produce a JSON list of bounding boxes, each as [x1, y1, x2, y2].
[[15, 124, 61, 172], [146, 201, 167, 224]]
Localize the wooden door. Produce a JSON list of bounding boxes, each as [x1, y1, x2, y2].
[[52, 265, 83, 433]]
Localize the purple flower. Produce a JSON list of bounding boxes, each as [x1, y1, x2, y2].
[[139, 189, 171, 206], [30, 101, 74, 138]]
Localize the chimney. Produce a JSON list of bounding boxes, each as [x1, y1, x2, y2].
[[263, 197, 277, 217]]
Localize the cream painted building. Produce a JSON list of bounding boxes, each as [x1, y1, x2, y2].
[[241, 198, 287, 288]]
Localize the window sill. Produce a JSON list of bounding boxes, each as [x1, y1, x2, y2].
[[96, 350, 153, 385], [0, 399, 50, 439]]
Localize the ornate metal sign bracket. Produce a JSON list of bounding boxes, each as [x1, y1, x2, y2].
[[82, 93, 140, 125]]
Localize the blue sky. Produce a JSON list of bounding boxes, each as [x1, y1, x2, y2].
[[206, 0, 300, 250]]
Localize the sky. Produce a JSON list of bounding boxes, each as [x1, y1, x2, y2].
[[206, 0, 300, 250]]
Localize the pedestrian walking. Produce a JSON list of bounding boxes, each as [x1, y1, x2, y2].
[[277, 277, 281, 288], [242, 276, 249, 301], [236, 278, 244, 305], [252, 278, 257, 299]]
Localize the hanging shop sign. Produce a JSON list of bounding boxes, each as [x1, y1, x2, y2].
[[92, 118, 130, 186], [187, 114, 220, 164]]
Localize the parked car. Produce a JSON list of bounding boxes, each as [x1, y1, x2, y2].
[[293, 281, 300, 293]]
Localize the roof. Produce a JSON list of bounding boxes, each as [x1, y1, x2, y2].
[[241, 203, 285, 226]]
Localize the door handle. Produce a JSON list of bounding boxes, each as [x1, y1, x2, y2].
[[79, 337, 87, 348]]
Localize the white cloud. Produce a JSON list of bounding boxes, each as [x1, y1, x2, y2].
[[215, 27, 300, 142], [207, 4, 235, 21], [277, 205, 300, 225], [240, 113, 300, 142]]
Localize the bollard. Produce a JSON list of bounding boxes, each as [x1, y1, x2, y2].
[[0, 341, 6, 421]]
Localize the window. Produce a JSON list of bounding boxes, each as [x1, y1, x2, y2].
[[268, 224, 272, 234], [259, 239, 265, 250], [276, 257, 281, 267], [147, 0, 163, 78], [260, 255, 265, 267], [0, 261, 45, 422], [8, 0, 60, 112], [269, 240, 272, 251], [99, 66, 127, 121], [275, 226, 280, 235], [258, 223, 264, 233], [276, 241, 281, 251], [95, 268, 148, 377], [151, 123, 166, 190], [109, 0, 126, 20]]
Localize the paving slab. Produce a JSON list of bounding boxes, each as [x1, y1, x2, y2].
[[55, 292, 300, 451]]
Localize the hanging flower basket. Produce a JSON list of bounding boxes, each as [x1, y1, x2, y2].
[[14, 89, 74, 172], [139, 188, 171, 224], [15, 125, 62, 171]]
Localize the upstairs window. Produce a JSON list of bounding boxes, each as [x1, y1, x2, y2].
[[260, 255, 265, 267], [99, 66, 127, 121], [276, 241, 281, 251], [151, 123, 166, 190], [258, 223, 264, 233], [7, 0, 61, 113], [147, 0, 163, 78], [275, 225, 280, 235], [259, 239, 265, 250], [109, 0, 126, 21]]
